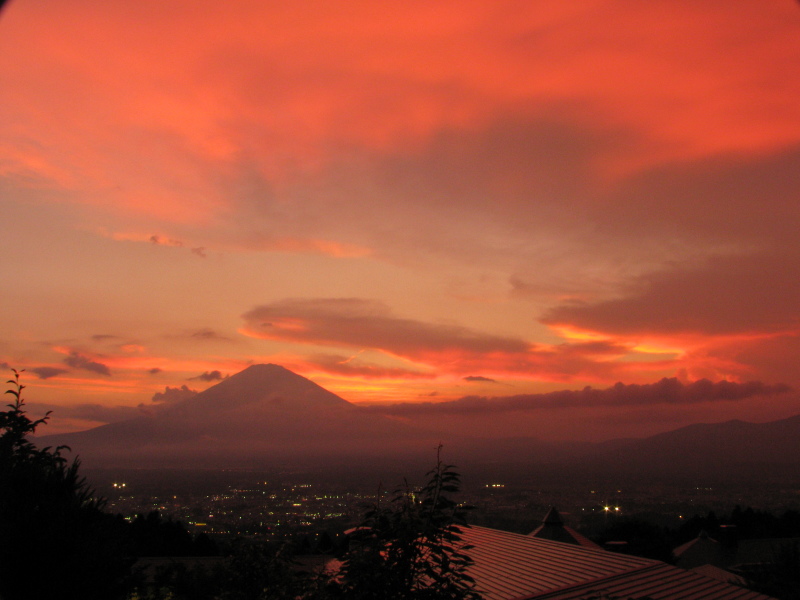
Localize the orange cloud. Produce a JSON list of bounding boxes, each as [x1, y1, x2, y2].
[[540, 251, 800, 384], [241, 297, 530, 358], [297, 354, 436, 381], [257, 238, 372, 258], [239, 297, 682, 385]]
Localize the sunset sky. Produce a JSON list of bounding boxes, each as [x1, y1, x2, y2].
[[2, 0, 800, 441]]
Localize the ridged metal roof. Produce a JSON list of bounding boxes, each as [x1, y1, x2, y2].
[[524, 562, 772, 600], [689, 564, 747, 586], [457, 526, 774, 600], [459, 525, 655, 600]]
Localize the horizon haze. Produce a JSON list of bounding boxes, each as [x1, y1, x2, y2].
[[37, 364, 800, 484]]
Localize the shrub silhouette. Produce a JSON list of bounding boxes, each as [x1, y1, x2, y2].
[[329, 445, 482, 600], [0, 369, 131, 600]]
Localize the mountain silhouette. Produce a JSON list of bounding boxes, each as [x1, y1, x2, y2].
[[39, 364, 437, 468], [164, 364, 352, 413], [582, 414, 800, 480], [470, 415, 800, 482], [37, 364, 800, 481]]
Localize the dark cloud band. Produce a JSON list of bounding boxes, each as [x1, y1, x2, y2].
[[370, 378, 793, 416]]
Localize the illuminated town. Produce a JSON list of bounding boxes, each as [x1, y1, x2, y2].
[[100, 471, 800, 543]]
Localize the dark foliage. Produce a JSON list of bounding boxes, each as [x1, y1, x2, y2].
[[127, 558, 230, 600], [328, 445, 482, 600], [619, 506, 800, 600], [679, 506, 800, 543], [0, 369, 132, 599], [129, 510, 219, 557], [221, 540, 303, 600], [126, 539, 306, 600], [738, 540, 800, 600]]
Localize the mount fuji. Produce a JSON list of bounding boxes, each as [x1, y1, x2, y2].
[[39, 364, 440, 469]]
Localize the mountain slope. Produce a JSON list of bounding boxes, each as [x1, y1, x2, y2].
[[164, 364, 353, 413], [585, 414, 800, 478], [38, 364, 436, 468]]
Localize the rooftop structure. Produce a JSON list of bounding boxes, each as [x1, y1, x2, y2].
[[673, 529, 726, 568], [458, 525, 774, 600], [528, 507, 600, 549]]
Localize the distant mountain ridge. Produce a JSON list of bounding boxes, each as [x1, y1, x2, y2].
[[37, 364, 800, 481], [585, 414, 800, 478]]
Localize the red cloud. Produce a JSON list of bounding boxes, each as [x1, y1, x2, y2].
[[3, 1, 798, 228], [240, 298, 676, 384], [241, 298, 530, 360]]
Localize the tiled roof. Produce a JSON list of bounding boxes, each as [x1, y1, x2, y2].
[[457, 526, 774, 600]]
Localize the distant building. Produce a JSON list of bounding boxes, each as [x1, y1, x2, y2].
[[528, 506, 600, 550]]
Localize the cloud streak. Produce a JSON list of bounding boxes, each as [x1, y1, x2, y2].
[[28, 402, 142, 424], [240, 298, 690, 382], [190, 328, 231, 342], [30, 366, 68, 380], [300, 354, 436, 380], [542, 252, 800, 338], [151, 385, 198, 404], [370, 379, 793, 416], [189, 370, 226, 382], [241, 298, 530, 360], [63, 351, 111, 376]]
